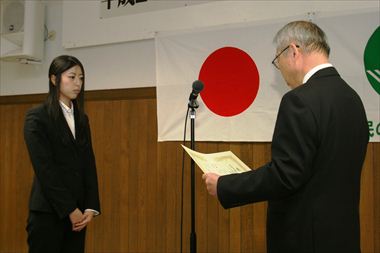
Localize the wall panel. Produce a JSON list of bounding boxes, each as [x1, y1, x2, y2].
[[0, 88, 378, 252]]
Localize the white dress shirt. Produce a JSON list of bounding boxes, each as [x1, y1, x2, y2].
[[303, 63, 333, 84], [59, 101, 75, 139]]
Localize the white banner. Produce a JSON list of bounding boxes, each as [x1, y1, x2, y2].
[[100, 0, 211, 19], [156, 11, 380, 142]]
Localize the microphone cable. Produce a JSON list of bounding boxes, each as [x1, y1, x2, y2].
[[180, 107, 190, 252]]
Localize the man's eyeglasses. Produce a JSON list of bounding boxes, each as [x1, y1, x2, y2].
[[271, 45, 300, 69]]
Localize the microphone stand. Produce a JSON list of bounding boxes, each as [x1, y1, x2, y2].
[[188, 99, 198, 253]]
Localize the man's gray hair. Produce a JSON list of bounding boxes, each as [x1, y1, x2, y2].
[[273, 21, 330, 56]]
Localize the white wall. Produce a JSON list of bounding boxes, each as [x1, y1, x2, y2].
[[0, 0, 378, 96], [0, 1, 156, 95]]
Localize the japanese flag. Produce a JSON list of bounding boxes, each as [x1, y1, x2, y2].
[[155, 11, 380, 142]]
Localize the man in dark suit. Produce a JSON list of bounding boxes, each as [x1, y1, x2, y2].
[[202, 21, 369, 253]]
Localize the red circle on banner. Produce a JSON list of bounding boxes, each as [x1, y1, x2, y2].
[[198, 47, 260, 117]]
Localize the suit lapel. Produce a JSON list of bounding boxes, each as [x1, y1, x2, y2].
[[58, 108, 77, 146], [73, 107, 82, 143]]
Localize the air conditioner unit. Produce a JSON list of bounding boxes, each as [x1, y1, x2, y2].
[[0, 0, 45, 64]]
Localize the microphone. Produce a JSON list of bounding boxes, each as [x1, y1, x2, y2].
[[188, 80, 204, 108]]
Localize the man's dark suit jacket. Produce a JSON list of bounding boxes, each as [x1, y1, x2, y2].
[[24, 103, 100, 219], [217, 67, 369, 253]]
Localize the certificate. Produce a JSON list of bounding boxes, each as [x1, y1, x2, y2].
[[181, 145, 251, 175]]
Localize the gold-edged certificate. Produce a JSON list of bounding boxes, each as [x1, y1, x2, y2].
[[181, 145, 251, 175]]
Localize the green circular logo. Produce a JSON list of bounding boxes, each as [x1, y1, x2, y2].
[[364, 26, 380, 95]]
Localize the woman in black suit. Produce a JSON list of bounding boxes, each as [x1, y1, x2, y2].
[[24, 55, 100, 253]]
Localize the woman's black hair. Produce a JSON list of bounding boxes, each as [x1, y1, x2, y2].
[[46, 55, 86, 126]]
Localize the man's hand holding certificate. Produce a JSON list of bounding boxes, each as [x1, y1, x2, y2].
[[181, 145, 251, 176]]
